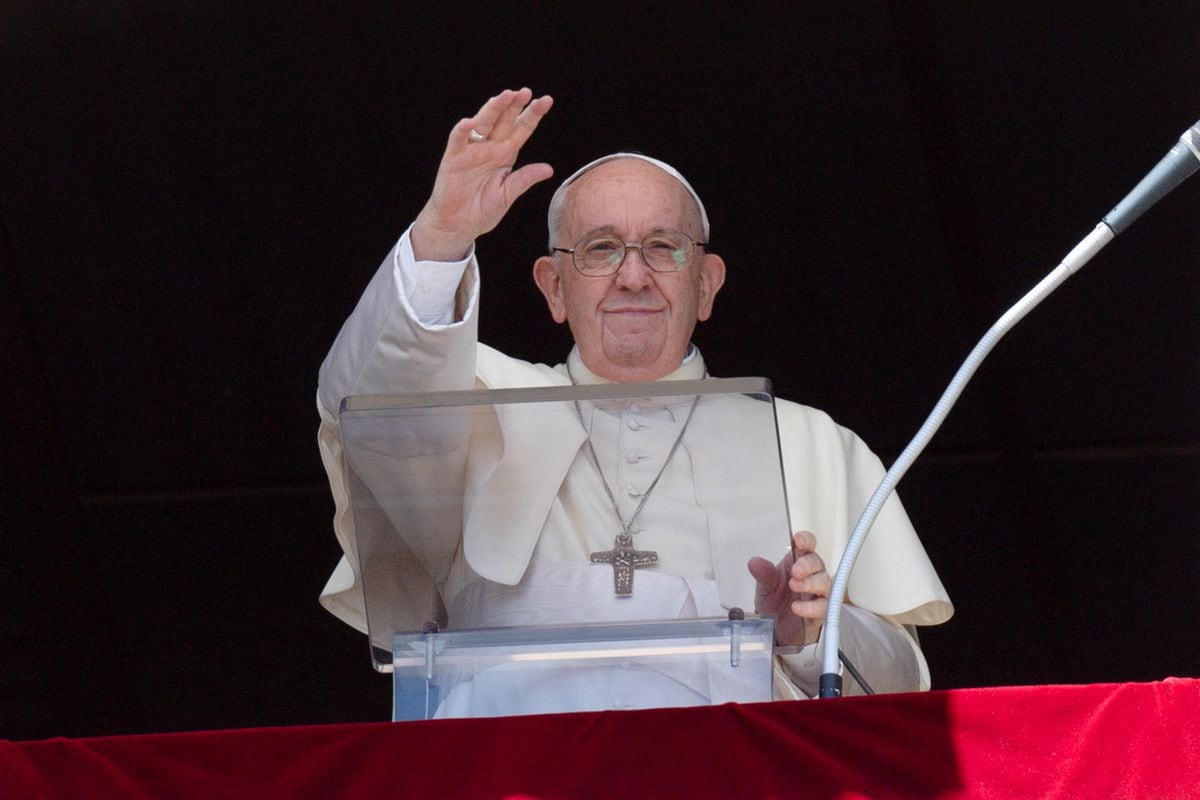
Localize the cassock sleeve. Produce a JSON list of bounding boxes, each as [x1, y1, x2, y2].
[[316, 227, 482, 631]]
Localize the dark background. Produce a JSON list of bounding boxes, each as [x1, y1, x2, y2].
[[2, 3, 1197, 740]]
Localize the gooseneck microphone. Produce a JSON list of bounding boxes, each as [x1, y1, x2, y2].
[[819, 119, 1200, 699], [1104, 122, 1200, 234]]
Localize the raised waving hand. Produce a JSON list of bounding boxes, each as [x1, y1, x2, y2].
[[412, 88, 555, 261]]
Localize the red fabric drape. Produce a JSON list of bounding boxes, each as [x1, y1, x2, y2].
[[3, 679, 1198, 799]]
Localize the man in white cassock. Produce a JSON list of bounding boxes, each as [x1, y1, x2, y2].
[[316, 88, 953, 713]]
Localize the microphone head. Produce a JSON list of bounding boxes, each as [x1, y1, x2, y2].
[[1183, 121, 1200, 161], [1104, 119, 1200, 233]]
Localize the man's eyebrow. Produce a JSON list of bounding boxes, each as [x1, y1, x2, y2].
[[578, 225, 679, 239], [579, 225, 620, 238]]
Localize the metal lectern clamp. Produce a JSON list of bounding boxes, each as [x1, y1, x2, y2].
[[421, 620, 439, 681], [727, 607, 745, 668]]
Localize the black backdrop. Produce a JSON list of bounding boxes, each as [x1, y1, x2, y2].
[[2, 3, 1197, 739]]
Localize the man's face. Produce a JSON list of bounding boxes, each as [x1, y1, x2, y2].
[[534, 159, 725, 382]]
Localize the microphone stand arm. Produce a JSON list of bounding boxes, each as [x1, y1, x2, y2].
[[818, 222, 1115, 698]]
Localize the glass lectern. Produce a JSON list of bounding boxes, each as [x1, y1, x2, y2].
[[338, 377, 792, 719]]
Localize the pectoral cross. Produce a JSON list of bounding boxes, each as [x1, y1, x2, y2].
[[590, 532, 658, 597]]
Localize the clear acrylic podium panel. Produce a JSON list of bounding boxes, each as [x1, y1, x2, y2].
[[338, 377, 792, 718], [391, 616, 775, 720]]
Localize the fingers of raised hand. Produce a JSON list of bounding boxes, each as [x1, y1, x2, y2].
[[486, 87, 534, 141], [507, 93, 553, 149], [502, 162, 555, 205], [458, 89, 525, 144], [456, 88, 551, 149]]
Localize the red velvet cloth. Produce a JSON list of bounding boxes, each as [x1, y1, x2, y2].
[[3, 680, 1198, 799]]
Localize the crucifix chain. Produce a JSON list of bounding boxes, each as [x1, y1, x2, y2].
[[567, 365, 700, 595]]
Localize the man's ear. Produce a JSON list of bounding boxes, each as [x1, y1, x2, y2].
[[533, 256, 568, 323], [696, 253, 726, 322]]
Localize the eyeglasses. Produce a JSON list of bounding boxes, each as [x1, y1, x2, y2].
[[551, 231, 707, 277]]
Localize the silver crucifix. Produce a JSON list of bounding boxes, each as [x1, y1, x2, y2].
[[590, 532, 658, 596]]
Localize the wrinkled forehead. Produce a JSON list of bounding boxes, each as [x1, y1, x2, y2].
[[548, 153, 710, 238]]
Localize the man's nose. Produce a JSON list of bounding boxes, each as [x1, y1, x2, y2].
[[613, 247, 654, 290]]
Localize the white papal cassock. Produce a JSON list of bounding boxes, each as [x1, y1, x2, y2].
[[316, 229, 953, 705]]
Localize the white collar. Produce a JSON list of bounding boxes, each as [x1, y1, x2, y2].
[[564, 345, 706, 385]]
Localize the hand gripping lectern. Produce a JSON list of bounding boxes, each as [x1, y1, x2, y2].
[[338, 377, 792, 719]]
